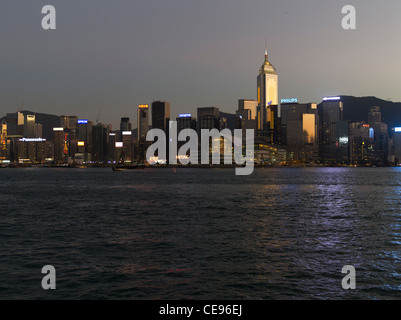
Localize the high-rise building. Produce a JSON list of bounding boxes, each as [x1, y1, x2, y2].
[[0, 119, 7, 160], [197, 107, 224, 163], [53, 127, 65, 163], [236, 100, 257, 134], [137, 105, 150, 162], [60, 115, 78, 158], [17, 138, 51, 164], [150, 101, 170, 162], [349, 122, 374, 164], [368, 106, 381, 125], [17, 112, 24, 136], [120, 117, 132, 135], [238, 99, 257, 120], [256, 45, 278, 137], [151, 101, 170, 133], [336, 121, 350, 163], [281, 103, 319, 162], [107, 132, 118, 163], [92, 124, 108, 162], [60, 116, 78, 131], [367, 107, 389, 164], [197, 107, 220, 133], [319, 98, 343, 162], [24, 114, 35, 138], [177, 113, 197, 133], [137, 105, 149, 142], [34, 123, 43, 138], [77, 119, 93, 162], [176, 113, 197, 159], [392, 127, 401, 164], [121, 130, 133, 163]]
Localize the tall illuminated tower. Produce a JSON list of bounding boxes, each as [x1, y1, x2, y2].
[[257, 43, 278, 137]]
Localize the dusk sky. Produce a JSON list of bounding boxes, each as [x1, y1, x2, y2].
[[1, 0, 401, 129]]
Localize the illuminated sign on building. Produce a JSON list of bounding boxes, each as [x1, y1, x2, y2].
[[122, 131, 132, 136], [78, 119, 88, 124], [115, 142, 123, 148], [109, 133, 116, 136], [369, 128, 374, 139], [176, 155, 189, 160], [138, 104, 149, 109], [179, 114, 192, 118], [77, 141, 85, 147], [281, 98, 298, 104], [394, 127, 401, 133], [323, 96, 341, 101], [53, 127, 64, 131], [18, 138, 47, 142]]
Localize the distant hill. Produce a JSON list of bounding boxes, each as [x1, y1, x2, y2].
[[320, 96, 401, 129]]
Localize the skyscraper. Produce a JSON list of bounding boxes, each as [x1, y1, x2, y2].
[[151, 101, 170, 133], [78, 119, 93, 161], [319, 98, 343, 162], [236, 100, 257, 134], [0, 119, 7, 159], [60, 116, 78, 131], [137, 105, 149, 142], [120, 117, 132, 134], [197, 107, 220, 133], [368, 106, 381, 125], [92, 124, 108, 162], [24, 114, 35, 138], [257, 44, 278, 138], [53, 127, 65, 163], [150, 101, 170, 162], [368, 106, 389, 165], [137, 105, 150, 162], [281, 103, 319, 162]]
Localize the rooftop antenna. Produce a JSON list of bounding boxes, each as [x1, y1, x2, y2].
[[96, 110, 101, 124], [265, 39, 268, 61]]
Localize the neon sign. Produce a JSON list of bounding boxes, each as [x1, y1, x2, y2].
[[281, 98, 298, 104], [323, 97, 341, 101]]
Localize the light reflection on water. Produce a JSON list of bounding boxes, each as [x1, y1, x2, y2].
[[1, 167, 401, 299]]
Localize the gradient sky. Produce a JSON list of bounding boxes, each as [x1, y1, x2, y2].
[[1, 0, 401, 129]]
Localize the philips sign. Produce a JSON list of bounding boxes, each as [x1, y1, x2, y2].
[[281, 98, 298, 104]]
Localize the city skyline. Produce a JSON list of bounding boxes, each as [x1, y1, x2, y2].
[[1, 1, 401, 130]]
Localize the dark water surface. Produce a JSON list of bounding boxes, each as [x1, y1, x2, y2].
[[1, 167, 401, 299]]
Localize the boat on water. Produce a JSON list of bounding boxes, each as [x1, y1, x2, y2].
[[112, 149, 146, 171]]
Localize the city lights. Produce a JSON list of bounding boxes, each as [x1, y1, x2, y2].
[[179, 113, 192, 118], [323, 96, 341, 101]]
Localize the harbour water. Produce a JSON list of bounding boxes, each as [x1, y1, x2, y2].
[[1, 167, 401, 299]]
